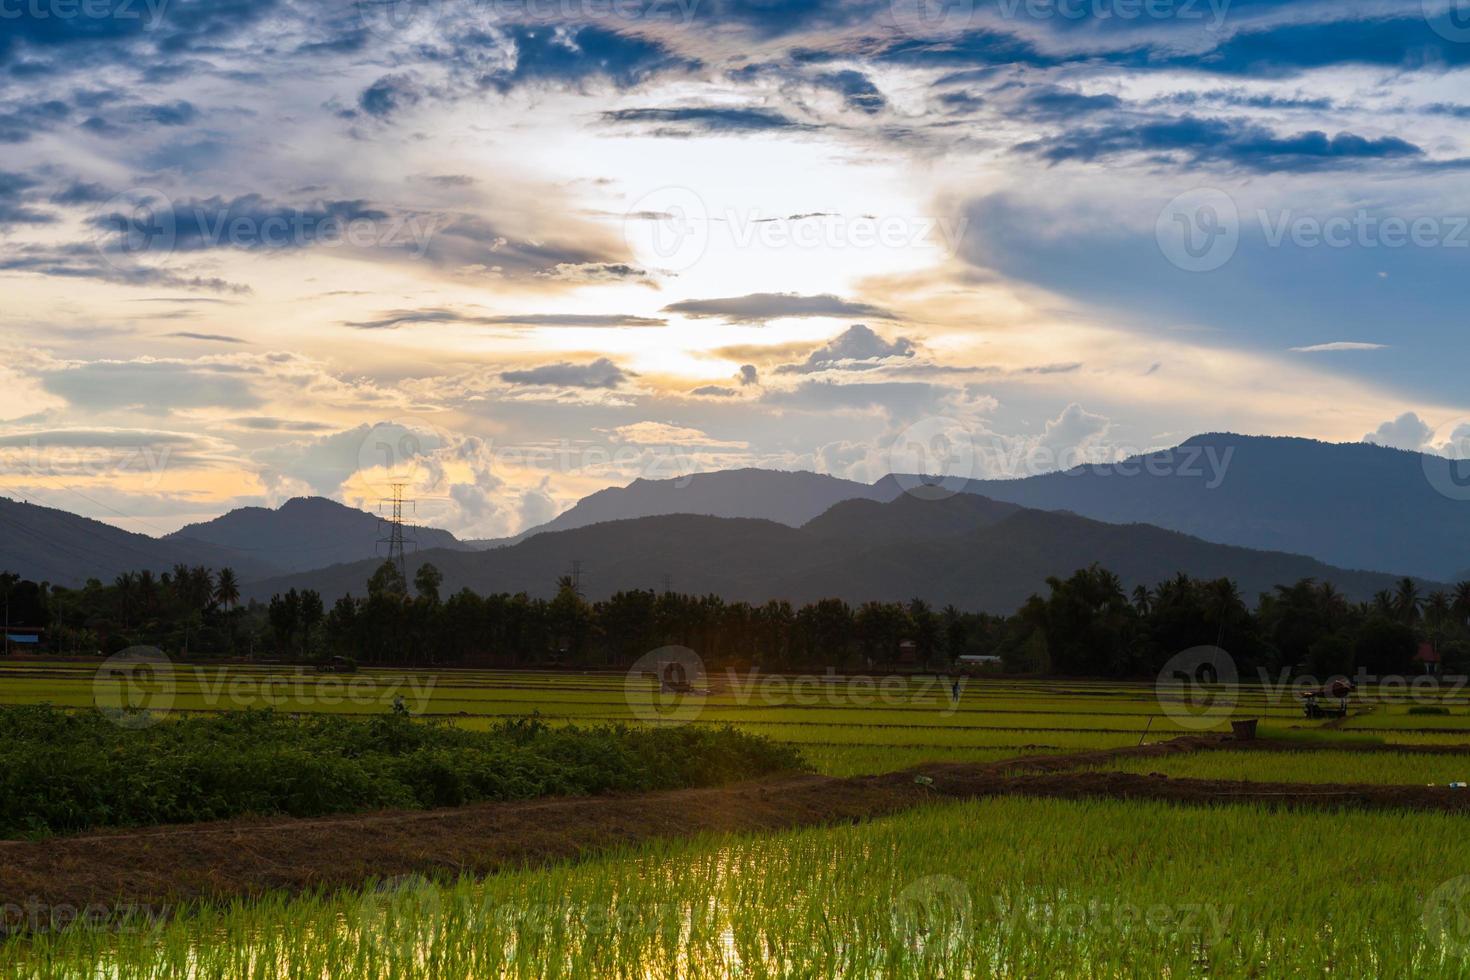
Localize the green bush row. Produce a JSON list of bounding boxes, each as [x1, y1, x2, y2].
[[0, 706, 806, 838]]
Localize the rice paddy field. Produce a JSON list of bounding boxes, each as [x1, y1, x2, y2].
[[8, 658, 1470, 977]]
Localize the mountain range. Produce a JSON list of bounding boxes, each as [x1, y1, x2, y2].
[[239, 491, 1434, 612], [0, 496, 468, 588], [3, 433, 1466, 606], [165, 496, 471, 575]]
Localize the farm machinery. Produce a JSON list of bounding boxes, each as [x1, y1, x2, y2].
[[1300, 678, 1355, 719]]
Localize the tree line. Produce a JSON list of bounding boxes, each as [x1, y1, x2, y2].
[[6, 562, 1470, 679]]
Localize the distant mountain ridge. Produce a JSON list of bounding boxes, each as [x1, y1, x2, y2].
[[166, 496, 471, 576], [242, 492, 1435, 612], [6, 432, 1467, 591], [526, 468, 892, 536], [907, 433, 1470, 581], [0, 498, 278, 587], [508, 434, 1470, 581]]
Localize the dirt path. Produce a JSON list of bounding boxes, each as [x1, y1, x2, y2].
[[5, 734, 1469, 916]]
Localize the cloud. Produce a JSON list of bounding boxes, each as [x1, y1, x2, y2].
[[813, 70, 885, 114], [39, 359, 263, 415], [230, 417, 334, 432], [613, 421, 744, 447], [345, 309, 666, 330], [1290, 342, 1389, 352], [0, 99, 71, 144], [0, 171, 54, 227], [476, 25, 697, 93], [775, 324, 917, 374], [0, 243, 251, 293], [165, 331, 248, 343], [601, 106, 816, 135], [518, 483, 559, 529], [499, 358, 629, 388], [1016, 116, 1423, 172], [0, 427, 204, 449], [1017, 86, 1122, 121], [690, 385, 739, 397], [664, 292, 896, 322], [740, 364, 759, 386], [1038, 402, 1110, 455], [1364, 411, 1432, 451], [91, 194, 394, 253], [357, 75, 421, 119]]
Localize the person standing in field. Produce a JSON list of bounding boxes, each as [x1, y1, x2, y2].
[[951, 678, 961, 703]]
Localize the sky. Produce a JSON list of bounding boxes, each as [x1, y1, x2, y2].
[[3, 0, 1470, 538]]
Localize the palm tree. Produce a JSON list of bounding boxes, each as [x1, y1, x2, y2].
[[1454, 581, 1470, 628], [215, 568, 240, 610], [1372, 590, 1396, 619], [1395, 577, 1422, 626]]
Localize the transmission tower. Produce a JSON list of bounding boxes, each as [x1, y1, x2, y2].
[[569, 560, 585, 597], [378, 483, 417, 583]]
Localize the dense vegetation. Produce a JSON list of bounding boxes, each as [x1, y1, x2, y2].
[[0, 706, 804, 838], [8, 560, 1470, 679]]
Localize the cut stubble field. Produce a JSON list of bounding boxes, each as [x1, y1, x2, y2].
[[8, 660, 1470, 977]]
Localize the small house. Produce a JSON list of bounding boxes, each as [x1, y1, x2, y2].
[[1415, 642, 1442, 676]]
